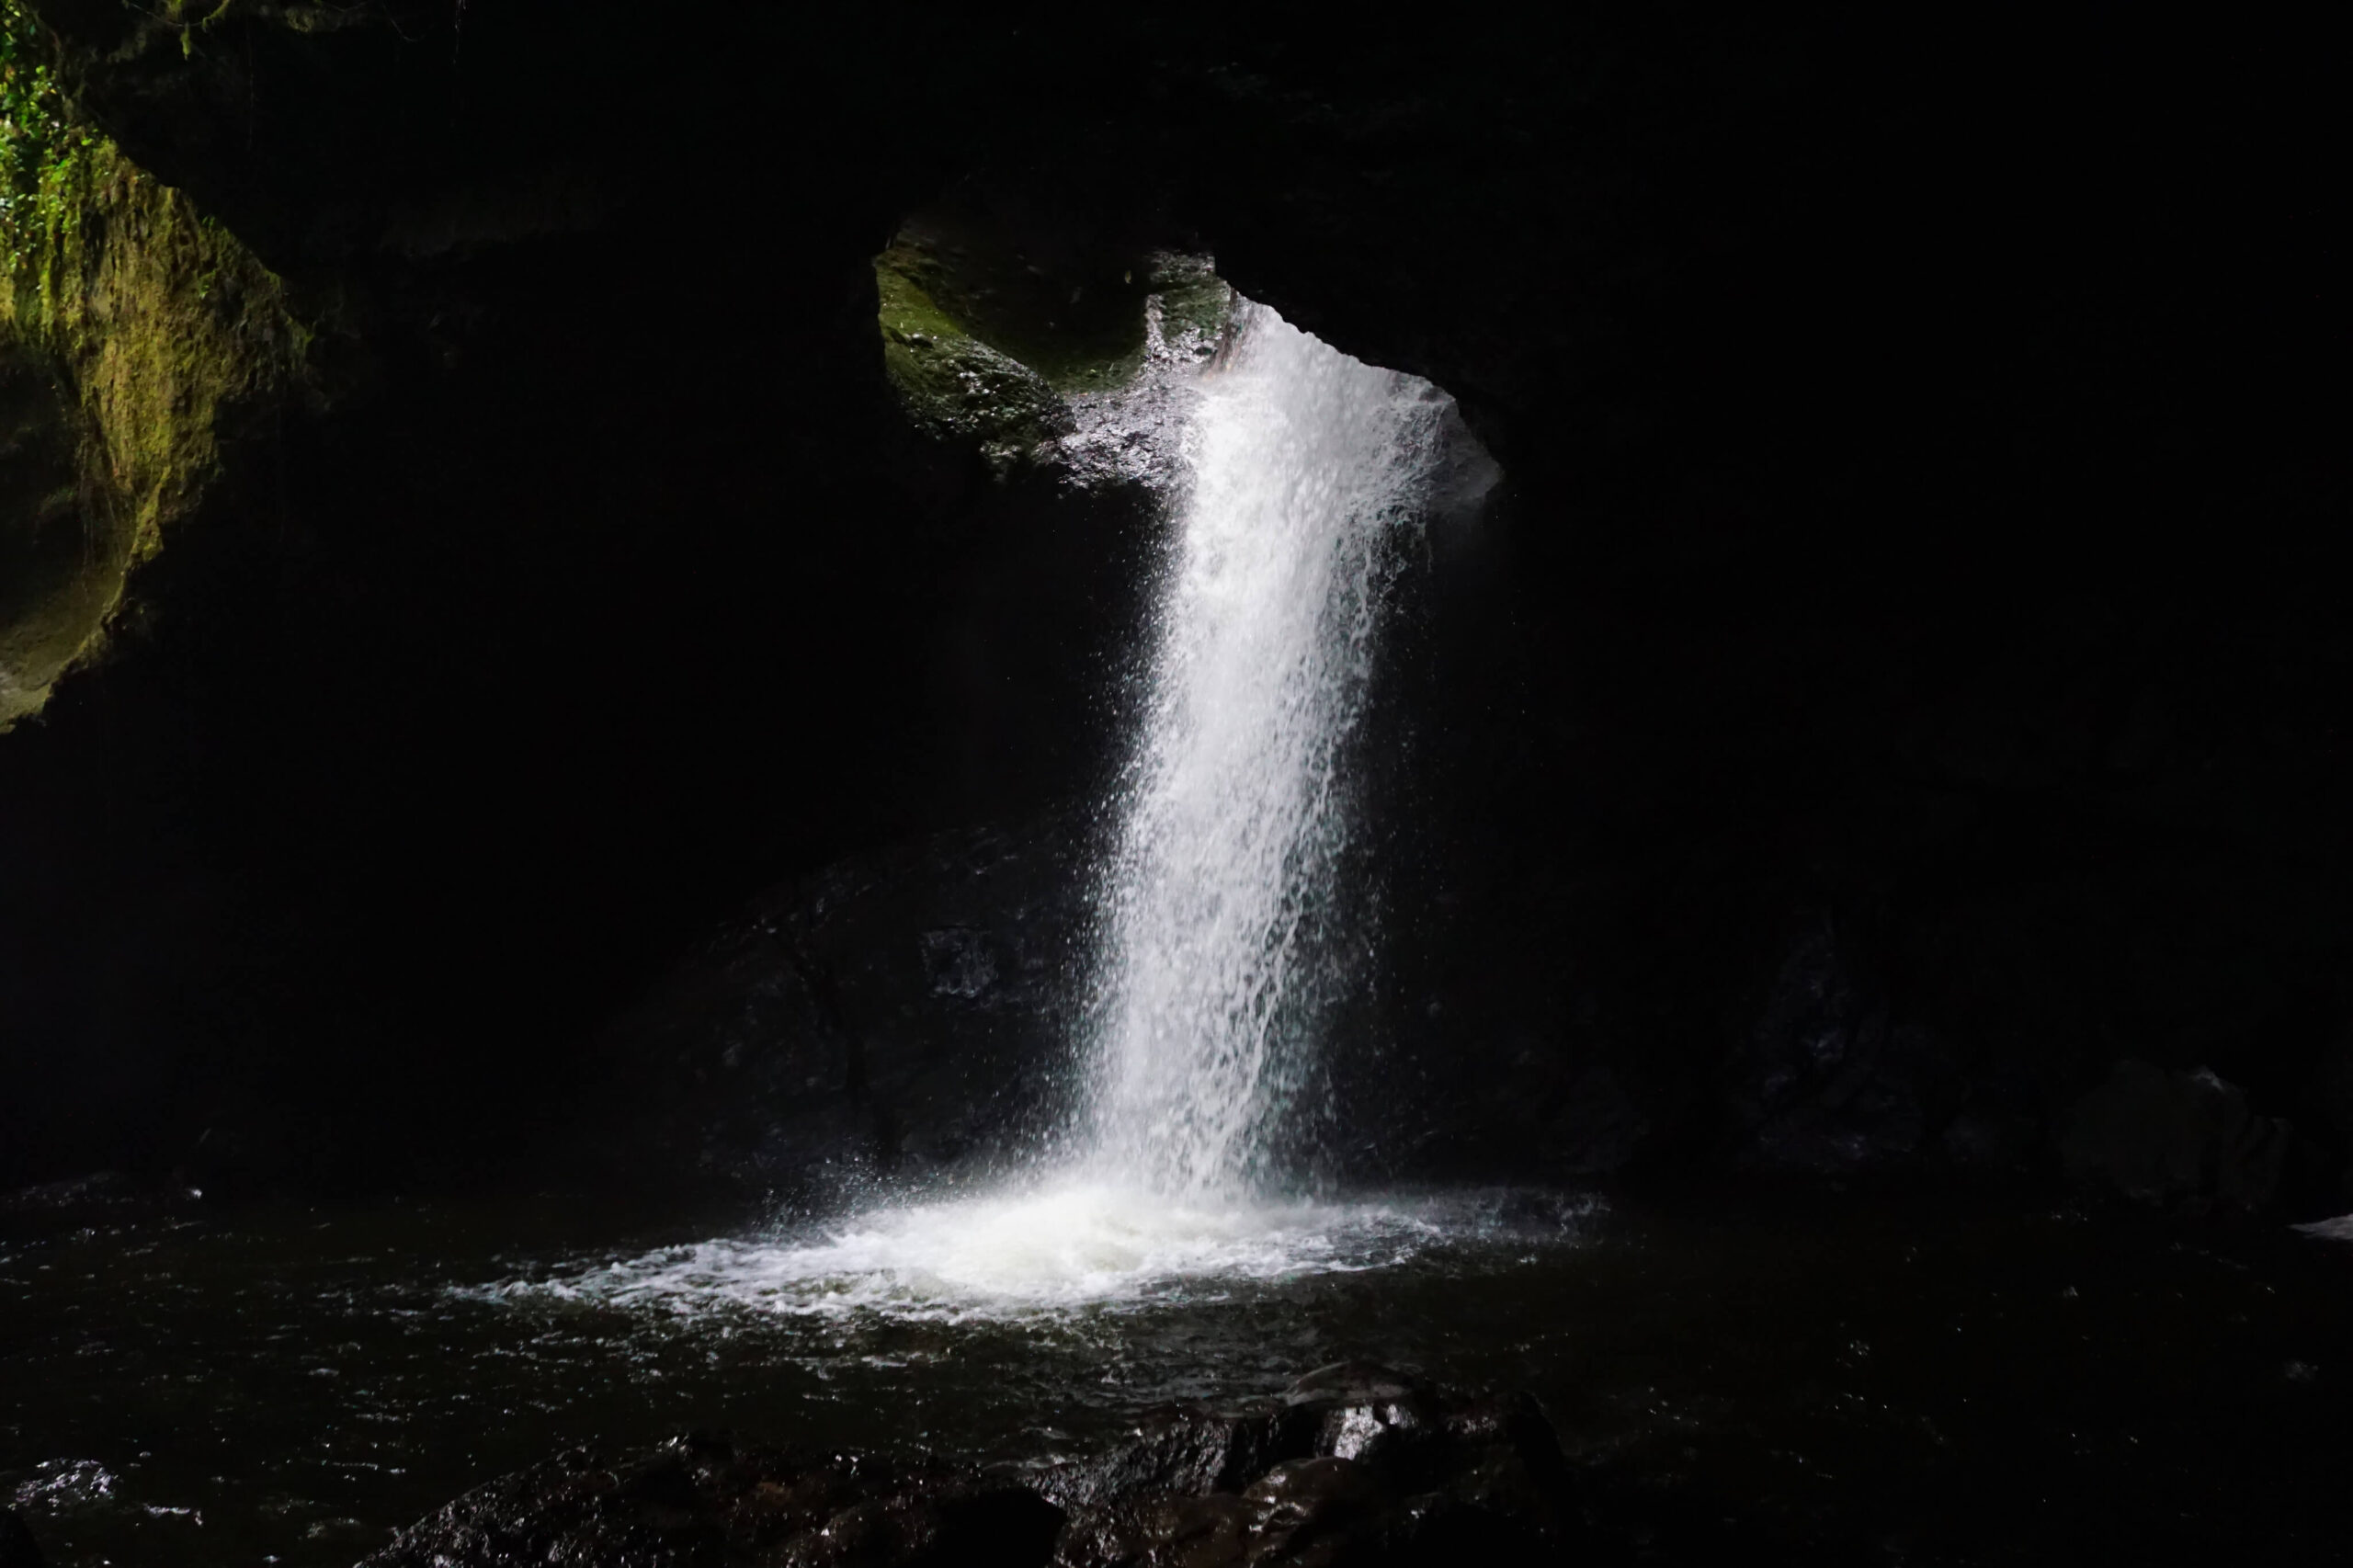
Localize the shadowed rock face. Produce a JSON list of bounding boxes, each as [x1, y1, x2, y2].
[[0, 6, 2342, 1200], [569, 819, 1097, 1202]]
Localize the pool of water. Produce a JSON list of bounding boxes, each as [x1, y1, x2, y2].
[[4, 1184, 2348, 1565]]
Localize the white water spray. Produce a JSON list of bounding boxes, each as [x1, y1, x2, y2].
[[1080, 301, 1455, 1197]]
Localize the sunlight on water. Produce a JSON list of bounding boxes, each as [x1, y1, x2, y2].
[[484, 1184, 1592, 1323]]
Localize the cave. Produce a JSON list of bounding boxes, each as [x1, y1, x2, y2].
[[0, 6, 2346, 1565]]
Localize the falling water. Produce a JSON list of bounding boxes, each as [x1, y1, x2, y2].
[[1081, 301, 1457, 1198]]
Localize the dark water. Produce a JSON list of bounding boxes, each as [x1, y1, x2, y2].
[[4, 1187, 2349, 1565]]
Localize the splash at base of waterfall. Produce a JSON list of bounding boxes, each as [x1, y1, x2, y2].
[[484, 1183, 1594, 1323]]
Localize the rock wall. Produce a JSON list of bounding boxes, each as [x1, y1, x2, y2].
[[0, 4, 299, 722], [0, 6, 2341, 1202]]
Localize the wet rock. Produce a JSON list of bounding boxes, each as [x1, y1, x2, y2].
[[5, 1460, 117, 1514], [0, 1508, 43, 1568], [1241, 1456, 1383, 1560], [1280, 1362, 1445, 1476], [885, 322, 1076, 455], [873, 208, 1232, 504], [1046, 1364, 1574, 1566], [1050, 1490, 1259, 1568], [2061, 1060, 2294, 1211], [369, 1368, 1569, 1568], [360, 1434, 1062, 1568], [1048, 1400, 1319, 1509]]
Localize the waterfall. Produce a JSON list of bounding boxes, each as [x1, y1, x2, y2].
[[507, 295, 1512, 1317], [1080, 301, 1457, 1198]]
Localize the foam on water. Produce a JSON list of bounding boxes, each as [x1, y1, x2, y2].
[[483, 1184, 1562, 1323]]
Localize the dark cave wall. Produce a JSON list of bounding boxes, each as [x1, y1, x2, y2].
[[1, 5, 2343, 1199], [1136, 17, 2350, 1187]]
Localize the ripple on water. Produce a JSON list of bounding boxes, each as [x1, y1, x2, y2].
[[470, 1183, 1598, 1324]]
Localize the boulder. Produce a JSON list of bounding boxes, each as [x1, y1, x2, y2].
[[1043, 1363, 1575, 1565], [571, 819, 1095, 1201], [2060, 1059, 2294, 1210]]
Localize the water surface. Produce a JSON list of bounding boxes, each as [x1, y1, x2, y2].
[[6, 1187, 2347, 1565]]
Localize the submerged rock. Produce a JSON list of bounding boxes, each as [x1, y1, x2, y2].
[[367, 1367, 1573, 1568]]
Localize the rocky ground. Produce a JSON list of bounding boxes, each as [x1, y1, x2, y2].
[[358, 1364, 1577, 1568]]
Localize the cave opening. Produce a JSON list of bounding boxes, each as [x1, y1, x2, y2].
[[2, 8, 2347, 1567]]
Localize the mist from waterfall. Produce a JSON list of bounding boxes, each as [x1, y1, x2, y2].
[[1078, 301, 1455, 1197]]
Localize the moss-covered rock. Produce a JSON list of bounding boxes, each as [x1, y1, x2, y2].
[[877, 255, 1073, 462], [877, 208, 1154, 394], [873, 209, 1233, 484], [0, 333, 85, 722], [1139, 249, 1231, 361], [0, 9, 300, 724]]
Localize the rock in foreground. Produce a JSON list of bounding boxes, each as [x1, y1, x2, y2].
[[359, 1437, 1061, 1568], [362, 1365, 1574, 1567], [1046, 1362, 1576, 1565]]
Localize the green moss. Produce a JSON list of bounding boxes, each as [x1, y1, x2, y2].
[[0, 0, 83, 254], [0, 5, 302, 725], [875, 256, 1073, 459], [872, 207, 1235, 469], [1142, 251, 1233, 357], [876, 214, 1152, 395]]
